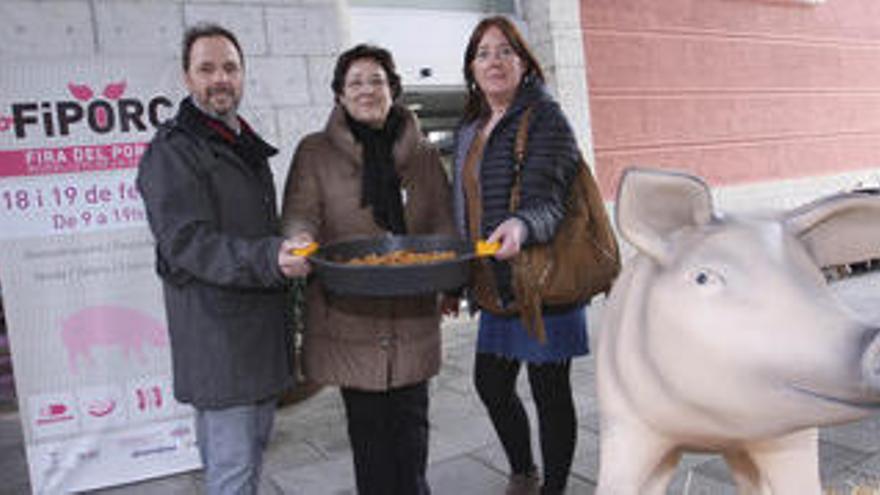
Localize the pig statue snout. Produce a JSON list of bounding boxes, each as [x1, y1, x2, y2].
[[596, 167, 880, 495]]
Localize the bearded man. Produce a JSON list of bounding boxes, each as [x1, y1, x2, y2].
[[136, 23, 306, 495]]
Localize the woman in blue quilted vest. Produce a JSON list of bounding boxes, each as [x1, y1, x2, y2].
[[452, 15, 589, 495]]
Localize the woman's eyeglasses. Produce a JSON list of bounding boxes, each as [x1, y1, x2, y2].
[[474, 45, 517, 62], [345, 77, 388, 92]]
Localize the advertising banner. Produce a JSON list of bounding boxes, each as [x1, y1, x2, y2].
[[0, 58, 201, 493]]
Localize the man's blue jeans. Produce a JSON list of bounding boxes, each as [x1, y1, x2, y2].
[[195, 399, 277, 495]]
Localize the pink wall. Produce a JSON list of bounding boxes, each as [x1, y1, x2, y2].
[[581, 0, 880, 198]]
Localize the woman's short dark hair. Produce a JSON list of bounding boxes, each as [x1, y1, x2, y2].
[[182, 23, 244, 72], [331, 44, 403, 101], [462, 16, 545, 122]]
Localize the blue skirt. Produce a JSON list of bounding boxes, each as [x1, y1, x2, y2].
[[476, 305, 589, 364]]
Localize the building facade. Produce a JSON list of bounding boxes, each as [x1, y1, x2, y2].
[[582, 0, 880, 211], [3, 0, 878, 208]]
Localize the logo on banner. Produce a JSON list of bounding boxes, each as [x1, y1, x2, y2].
[[77, 385, 125, 432], [29, 392, 80, 439], [169, 423, 197, 450], [86, 399, 117, 417], [37, 403, 74, 425], [127, 377, 174, 421], [169, 425, 190, 438], [135, 385, 163, 411], [0, 75, 178, 179], [3, 80, 172, 139], [115, 423, 188, 459]]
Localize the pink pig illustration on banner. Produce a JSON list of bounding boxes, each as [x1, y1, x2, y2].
[[60, 305, 169, 373]]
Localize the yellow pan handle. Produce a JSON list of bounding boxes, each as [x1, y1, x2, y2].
[[291, 242, 318, 257], [475, 240, 500, 257]]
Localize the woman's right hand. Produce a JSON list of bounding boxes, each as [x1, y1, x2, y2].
[[487, 217, 527, 260]]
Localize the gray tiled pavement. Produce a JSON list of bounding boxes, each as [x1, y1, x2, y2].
[[2, 272, 880, 494]]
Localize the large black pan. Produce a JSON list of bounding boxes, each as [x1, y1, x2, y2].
[[303, 235, 484, 297]]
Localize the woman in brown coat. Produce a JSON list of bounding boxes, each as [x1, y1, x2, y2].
[[281, 44, 455, 495]]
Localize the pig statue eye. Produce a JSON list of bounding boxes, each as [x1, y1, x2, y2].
[[691, 268, 725, 288]]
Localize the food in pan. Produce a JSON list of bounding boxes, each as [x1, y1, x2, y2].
[[346, 249, 457, 266]]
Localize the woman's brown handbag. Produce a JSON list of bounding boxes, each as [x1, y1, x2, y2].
[[507, 106, 621, 343]]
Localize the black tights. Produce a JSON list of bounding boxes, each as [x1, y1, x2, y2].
[[341, 382, 430, 495], [474, 353, 576, 494]]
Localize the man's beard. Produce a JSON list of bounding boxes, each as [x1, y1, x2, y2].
[[205, 86, 240, 117]]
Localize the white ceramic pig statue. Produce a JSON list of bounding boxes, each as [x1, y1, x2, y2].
[[596, 167, 880, 495]]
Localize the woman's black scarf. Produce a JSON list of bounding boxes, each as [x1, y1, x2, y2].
[[346, 107, 407, 234]]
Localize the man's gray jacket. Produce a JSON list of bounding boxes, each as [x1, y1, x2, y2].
[[137, 97, 292, 409]]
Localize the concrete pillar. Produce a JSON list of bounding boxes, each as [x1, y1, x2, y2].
[[520, 0, 595, 165]]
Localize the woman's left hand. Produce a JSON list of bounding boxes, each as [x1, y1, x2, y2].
[[487, 217, 527, 260]]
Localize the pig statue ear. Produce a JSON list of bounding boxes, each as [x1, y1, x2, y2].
[[784, 192, 880, 268], [616, 167, 714, 264]]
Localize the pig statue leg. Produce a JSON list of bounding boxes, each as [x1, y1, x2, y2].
[[641, 447, 682, 494], [744, 428, 822, 495], [722, 450, 766, 494], [596, 421, 679, 495]]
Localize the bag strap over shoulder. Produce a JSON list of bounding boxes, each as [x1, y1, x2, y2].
[[510, 105, 535, 211]]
